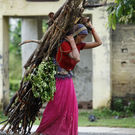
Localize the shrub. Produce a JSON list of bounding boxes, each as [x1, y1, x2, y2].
[[111, 98, 135, 115], [111, 98, 124, 112]]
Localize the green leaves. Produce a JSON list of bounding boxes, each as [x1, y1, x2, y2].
[[107, 0, 135, 30], [25, 57, 56, 103], [116, 4, 123, 17]]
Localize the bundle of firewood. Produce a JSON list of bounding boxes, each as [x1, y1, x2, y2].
[[0, 0, 84, 134], [0, 0, 107, 134]]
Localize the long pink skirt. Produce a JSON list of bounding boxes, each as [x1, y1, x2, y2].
[[36, 78, 78, 135]]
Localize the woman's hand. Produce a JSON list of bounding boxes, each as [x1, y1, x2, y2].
[[65, 35, 75, 43], [65, 35, 80, 62], [65, 35, 77, 49], [86, 21, 94, 29]]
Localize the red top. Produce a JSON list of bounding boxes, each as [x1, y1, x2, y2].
[[56, 41, 86, 71]]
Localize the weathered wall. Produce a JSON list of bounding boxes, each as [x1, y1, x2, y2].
[[84, 7, 112, 109], [0, 16, 9, 110], [73, 34, 92, 104], [112, 25, 135, 98], [0, 0, 64, 16], [0, 15, 4, 110]]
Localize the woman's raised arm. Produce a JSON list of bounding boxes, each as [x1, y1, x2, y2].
[[84, 22, 102, 49]]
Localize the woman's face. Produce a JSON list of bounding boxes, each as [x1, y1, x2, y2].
[[75, 34, 87, 44]]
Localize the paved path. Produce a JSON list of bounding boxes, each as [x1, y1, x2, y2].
[[0, 125, 135, 135], [78, 127, 135, 135]]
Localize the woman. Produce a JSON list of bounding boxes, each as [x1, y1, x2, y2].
[[32, 21, 102, 135]]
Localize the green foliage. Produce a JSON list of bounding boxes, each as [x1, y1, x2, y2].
[[124, 100, 135, 114], [10, 79, 20, 92], [42, 19, 48, 33], [9, 52, 22, 82], [0, 111, 7, 122], [25, 57, 56, 102], [107, 0, 135, 30], [112, 98, 124, 112], [78, 109, 135, 128], [9, 19, 21, 56], [91, 108, 113, 118], [111, 98, 135, 115], [9, 19, 22, 92], [89, 107, 124, 119]]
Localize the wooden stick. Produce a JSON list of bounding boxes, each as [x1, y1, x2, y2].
[[19, 40, 42, 46], [83, 0, 108, 8]]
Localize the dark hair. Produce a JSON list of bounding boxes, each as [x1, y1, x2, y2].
[[66, 27, 74, 36]]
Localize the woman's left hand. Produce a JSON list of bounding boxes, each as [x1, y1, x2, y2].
[[86, 21, 94, 29], [65, 35, 75, 43]]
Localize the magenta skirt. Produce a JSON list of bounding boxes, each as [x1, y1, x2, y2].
[[36, 78, 78, 135]]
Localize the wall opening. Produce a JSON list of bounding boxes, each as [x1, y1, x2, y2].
[[9, 18, 22, 98]]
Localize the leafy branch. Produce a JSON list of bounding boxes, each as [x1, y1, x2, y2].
[[107, 0, 135, 30]]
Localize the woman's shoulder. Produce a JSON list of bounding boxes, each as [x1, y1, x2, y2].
[[58, 40, 72, 54], [61, 40, 70, 46], [60, 40, 71, 50]]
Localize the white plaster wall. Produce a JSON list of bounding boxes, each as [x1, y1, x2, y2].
[[0, 16, 9, 109], [0, 15, 4, 109], [93, 7, 111, 108], [84, 7, 112, 108], [0, 0, 65, 16], [3, 17, 9, 109]]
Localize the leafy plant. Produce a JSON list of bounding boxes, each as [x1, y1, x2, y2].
[[112, 98, 124, 112], [9, 19, 22, 92], [9, 19, 21, 56], [107, 0, 135, 30], [111, 98, 135, 116], [124, 100, 135, 114], [10, 79, 20, 92], [25, 57, 56, 102]]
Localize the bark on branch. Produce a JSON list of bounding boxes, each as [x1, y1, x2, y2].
[[83, 0, 108, 8], [19, 40, 42, 46]]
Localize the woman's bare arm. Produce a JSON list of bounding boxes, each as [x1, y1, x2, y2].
[[84, 22, 102, 49], [65, 35, 80, 62]]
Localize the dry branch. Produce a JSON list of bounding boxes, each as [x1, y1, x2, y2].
[[19, 40, 42, 46], [83, 0, 108, 8]]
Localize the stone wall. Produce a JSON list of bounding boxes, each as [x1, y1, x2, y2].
[[112, 24, 135, 98]]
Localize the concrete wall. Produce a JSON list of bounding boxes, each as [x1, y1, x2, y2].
[[73, 34, 93, 104], [112, 25, 135, 98], [0, 15, 4, 110], [0, 16, 9, 110], [84, 7, 112, 109], [0, 0, 64, 16]]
